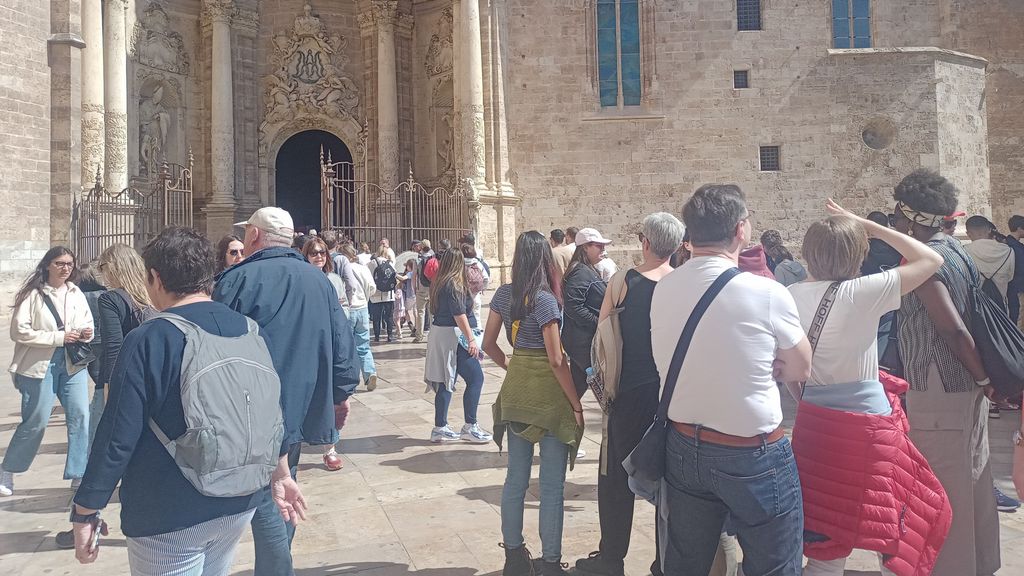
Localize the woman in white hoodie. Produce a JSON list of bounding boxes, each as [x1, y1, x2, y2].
[[1, 247, 94, 496]]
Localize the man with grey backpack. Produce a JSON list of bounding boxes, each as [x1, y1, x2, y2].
[[70, 227, 296, 575]]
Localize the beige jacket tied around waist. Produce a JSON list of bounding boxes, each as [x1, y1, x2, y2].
[[9, 282, 94, 379]]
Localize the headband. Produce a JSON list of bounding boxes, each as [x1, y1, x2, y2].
[[895, 201, 953, 229]]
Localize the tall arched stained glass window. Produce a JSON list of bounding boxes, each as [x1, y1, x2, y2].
[[597, 0, 642, 107]]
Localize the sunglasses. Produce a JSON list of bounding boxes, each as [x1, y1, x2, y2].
[[308, 250, 327, 256], [228, 249, 243, 256]]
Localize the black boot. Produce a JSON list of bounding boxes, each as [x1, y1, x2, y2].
[[575, 551, 623, 576], [534, 559, 571, 576], [501, 543, 534, 576]]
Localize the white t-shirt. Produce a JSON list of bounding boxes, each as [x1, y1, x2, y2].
[[788, 270, 901, 386], [650, 256, 806, 436], [595, 257, 618, 281]]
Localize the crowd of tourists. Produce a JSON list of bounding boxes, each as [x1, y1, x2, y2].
[[1, 169, 1024, 576]]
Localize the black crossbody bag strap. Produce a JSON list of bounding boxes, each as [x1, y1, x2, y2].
[[40, 293, 66, 330], [657, 267, 741, 421], [800, 282, 840, 399]]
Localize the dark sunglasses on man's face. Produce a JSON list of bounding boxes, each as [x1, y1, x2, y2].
[[228, 249, 243, 256]]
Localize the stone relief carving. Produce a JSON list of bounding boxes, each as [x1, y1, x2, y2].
[[424, 7, 453, 76], [131, 2, 190, 75], [139, 86, 170, 174], [431, 77, 455, 177], [262, 4, 359, 127]]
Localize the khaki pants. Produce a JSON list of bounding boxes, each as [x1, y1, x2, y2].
[[906, 364, 1000, 576], [415, 287, 430, 338]]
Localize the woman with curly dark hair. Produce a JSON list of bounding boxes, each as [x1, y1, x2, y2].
[[891, 169, 999, 576]]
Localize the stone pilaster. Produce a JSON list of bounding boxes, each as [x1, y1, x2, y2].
[[80, 0, 104, 186], [458, 0, 486, 189], [372, 0, 400, 192], [49, 1, 85, 248], [489, 0, 513, 195], [102, 0, 128, 192], [202, 0, 237, 238]]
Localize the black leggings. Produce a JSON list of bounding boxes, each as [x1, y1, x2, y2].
[[369, 301, 395, 340]]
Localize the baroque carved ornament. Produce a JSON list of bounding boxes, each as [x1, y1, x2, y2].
[[262, 3, 360, 126], [424, 7, 453, 77], [131, 2, 190, 75]]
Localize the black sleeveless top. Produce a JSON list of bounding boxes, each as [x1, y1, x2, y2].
[[618, 269, 660, 392]]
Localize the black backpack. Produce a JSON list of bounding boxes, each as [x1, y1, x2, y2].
[[979, 252, 1012, 313], [952, 252, 1024, 398], [372, 258, 398, 292]]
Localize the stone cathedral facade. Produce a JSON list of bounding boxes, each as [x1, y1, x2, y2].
[[1, 0, 1022, 307]]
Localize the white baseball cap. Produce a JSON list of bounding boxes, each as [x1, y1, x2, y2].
[[235, 207, 294, 240], [575, 227, 612, 245]]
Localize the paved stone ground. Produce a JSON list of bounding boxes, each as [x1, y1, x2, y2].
[[1, 298, 1023, 575]]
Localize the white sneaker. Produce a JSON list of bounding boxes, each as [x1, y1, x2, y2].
[[431, 425, 461, 443], [366, 374, 378, 391], [460, 423, 493, 443], [576, 448, 587, 459], [0, 471, 13, 497]]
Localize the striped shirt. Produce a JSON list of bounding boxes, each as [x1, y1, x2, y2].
[[899, 234, 979, 393]]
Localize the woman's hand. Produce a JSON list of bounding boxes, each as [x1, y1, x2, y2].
[[467, 341, 480, 359], [825, 198, 857, 219], [80, 327, 93, 340], [574, 407, 584, 429], [64, 330, 81, 344]]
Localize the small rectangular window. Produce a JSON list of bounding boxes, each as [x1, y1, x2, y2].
[[759, 146, 781, 171], [833, 0, 871, 48], [733, 70, 750, 89], [737, 0, 762, 31]]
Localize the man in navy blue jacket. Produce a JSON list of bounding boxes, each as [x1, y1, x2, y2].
[[214, 207, 360, 576]]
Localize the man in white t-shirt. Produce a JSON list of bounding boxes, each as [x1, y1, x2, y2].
[[650, 184, 811, 576], [964, 215, 1015, 310]]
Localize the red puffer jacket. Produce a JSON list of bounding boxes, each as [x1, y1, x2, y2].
[[791, 372, 952, 576]]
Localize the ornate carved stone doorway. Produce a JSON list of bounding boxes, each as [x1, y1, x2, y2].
[[275, 129, 351, 232]]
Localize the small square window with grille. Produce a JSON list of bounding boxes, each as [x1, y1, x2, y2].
[[759, 146, 781, 171], [733, 70, 750, 89], [737, 0, 762, 31]]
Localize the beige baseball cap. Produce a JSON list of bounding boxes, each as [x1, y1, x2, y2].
[[575, 227, 612, 245], [235, 207, 295, 240]]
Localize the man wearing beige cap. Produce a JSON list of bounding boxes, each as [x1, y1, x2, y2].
[[214, 207, 360, 576]]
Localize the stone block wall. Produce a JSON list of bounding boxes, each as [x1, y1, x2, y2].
[[0, 0, 52, 315], [502, 0, 994, 267]]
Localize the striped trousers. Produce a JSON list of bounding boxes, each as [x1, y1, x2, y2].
[[126, 509, 255, 576]]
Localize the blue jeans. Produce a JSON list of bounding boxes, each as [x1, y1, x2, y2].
[[2, 349, 90, 479], [250, 444, 301, 576], [349, 307, 376, 381], [501, 429, 570, 562], [663, 427, 803, 576], [434, 346, 484, 427]]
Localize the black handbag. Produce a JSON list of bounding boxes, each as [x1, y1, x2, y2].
[[623, 267, 740, 501], [41, 292, 96, 368]]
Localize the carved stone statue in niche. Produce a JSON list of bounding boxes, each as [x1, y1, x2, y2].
[[263, 3, 359, 128], [132, 2, 190, 76], [424, 8, 453, 76], [139, 85, 171, 175]]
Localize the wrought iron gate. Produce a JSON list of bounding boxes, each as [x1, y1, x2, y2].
[[320, 150, 470, 249], [73, 155, 194, 263]]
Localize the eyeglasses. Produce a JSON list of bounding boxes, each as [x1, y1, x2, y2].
[[309, 250, 327, 256], [51, 261, 74, 269], [228, 249, 243, 256]]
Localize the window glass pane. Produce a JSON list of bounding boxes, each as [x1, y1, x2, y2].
[[733, 70, 749, 89], [833, 36, 850, 49], [853, 35, 871, 48], [620, 1, 639, 32], [853, 18, 870, 39], [852, 0, 870, 18], [832, 0, 850, 18], [622, 76, 641, 106], [737, 0, 762, 31], [600, 82, 619, 107], [597, 3, 616, 32], [621, 53, 641, 85]]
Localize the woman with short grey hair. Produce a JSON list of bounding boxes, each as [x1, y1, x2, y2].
[[573, 212, 683, 576]]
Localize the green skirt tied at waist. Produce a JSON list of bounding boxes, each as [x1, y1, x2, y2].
[[492, 348, 584, 470]]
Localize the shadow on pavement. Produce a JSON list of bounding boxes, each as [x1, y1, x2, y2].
[[378, 449, 507, 474], [456, 480, 598, 511], [235, 562, 499, 575]]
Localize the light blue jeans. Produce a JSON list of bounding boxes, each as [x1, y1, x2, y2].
[[2, 348, 90, 479], [349, 307, 376, 381], [501, 428, 571, 562], [126, 509, 255, 576]]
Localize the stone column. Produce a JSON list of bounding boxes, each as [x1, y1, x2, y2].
[[81, 0, 104, 186], [490, 0, 513, 194], [103, 0, 128, 192], [373, 1, 400, 192], [48, 1, 85, 248], [207, 0, 235, 205], [459, 0, 486, 188]]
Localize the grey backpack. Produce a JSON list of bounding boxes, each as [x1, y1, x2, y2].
[[147, 313, 284, 498]]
